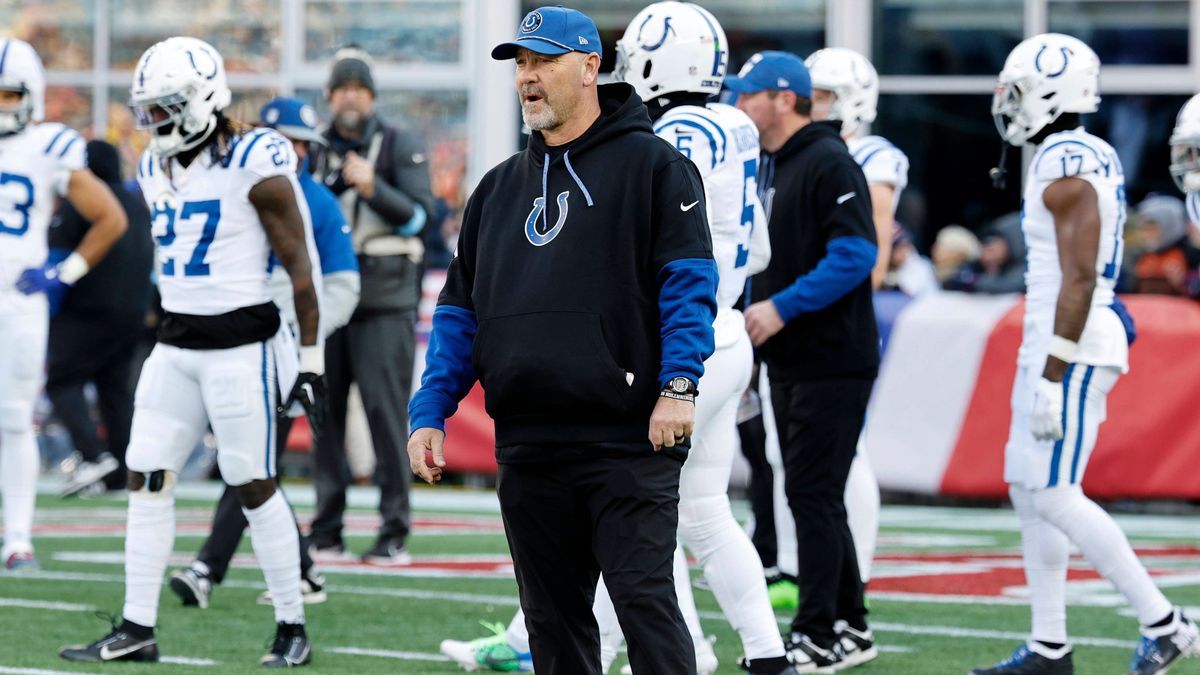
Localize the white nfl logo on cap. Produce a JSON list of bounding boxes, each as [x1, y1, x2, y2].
[[777, 77, 789, 88]]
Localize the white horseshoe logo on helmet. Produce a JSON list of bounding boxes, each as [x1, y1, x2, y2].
[[187, 48, 219, 81], [637, 14, 674, 52]]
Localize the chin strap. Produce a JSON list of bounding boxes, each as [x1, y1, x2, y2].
[[989, 142, 1009, 191]]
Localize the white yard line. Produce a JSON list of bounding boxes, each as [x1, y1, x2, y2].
[[0, 667, 101, 675], [159, 656, 218, 667], [326, 647, 450, 662], [0, 597, 93, 612]]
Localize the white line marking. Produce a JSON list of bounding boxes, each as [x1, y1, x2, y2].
[[327, 647, 449, 662], [0, 597, 93, 612], [879, 645, 914, 654], [160, 656, 218, 667]]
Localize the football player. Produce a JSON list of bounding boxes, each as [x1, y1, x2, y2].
[[0, 38, 127, 571], [59, 37, 322, 668], [972, 33, 1198, 675]]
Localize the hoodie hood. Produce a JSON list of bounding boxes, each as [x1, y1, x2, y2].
[[85, 140, 122, 184], [525, 83, 652, 226]]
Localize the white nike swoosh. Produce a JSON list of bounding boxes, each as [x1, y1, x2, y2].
[[100, 640, 148, 661], [680, 201, 700, 212], [837, 191, 857, 205]]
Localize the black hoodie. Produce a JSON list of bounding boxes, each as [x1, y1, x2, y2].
[[49, 140, 153, 324], [410, 83, 718, 458]]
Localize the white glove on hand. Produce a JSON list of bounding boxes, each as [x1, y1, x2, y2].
[[1031, 376, 1065, 441]]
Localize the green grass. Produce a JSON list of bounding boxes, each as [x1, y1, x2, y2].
[[1, 491, 1197, 674]]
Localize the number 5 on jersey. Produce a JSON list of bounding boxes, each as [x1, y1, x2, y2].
[[152, 199, 221, 277]]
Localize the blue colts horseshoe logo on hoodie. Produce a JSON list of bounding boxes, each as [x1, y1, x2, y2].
[[525, 191, 570, 246]]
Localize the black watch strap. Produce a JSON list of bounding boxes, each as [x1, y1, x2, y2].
[[661, 376, 697, 400]]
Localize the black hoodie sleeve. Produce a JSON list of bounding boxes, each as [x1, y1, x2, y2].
[[651, 155, 718, 387]]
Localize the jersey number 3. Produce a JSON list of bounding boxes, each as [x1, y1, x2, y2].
[[152, 199, 222, 277], [0, 172, 35, 236]]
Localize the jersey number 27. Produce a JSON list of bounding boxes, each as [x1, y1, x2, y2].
[[152, 199, 221, 277]]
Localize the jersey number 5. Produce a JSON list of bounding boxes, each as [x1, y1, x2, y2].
[[0, 172, 35, 237], [152, 199, 222, 277]]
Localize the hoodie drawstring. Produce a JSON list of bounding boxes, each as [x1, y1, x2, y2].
[[541, 152, 550, 233], [562, 151, 594, 207]]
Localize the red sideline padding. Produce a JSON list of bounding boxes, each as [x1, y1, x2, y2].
[[443, 384, 497, 474], [940, 295, 1200, 499]]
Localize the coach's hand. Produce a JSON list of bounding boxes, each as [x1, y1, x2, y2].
[[745, 300, 785, 347], [408, 428, 446, 484], [1031, 376, 1064, 441], [649, 397, 694, 452]]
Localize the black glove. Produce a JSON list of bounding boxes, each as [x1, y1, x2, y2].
[[281, 371, 327, 434]]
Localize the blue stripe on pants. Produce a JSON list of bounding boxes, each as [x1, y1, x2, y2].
[[1047, 364, 1075, 488], [1068, 365, 1095, 484], [261, 341, 272, 479]]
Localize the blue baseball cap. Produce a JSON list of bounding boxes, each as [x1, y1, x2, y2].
[[724, 51, 812, 98], [259, 96, 325, 145], [491, 6, 602, 61]]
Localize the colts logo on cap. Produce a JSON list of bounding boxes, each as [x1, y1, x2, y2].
[[521, 11, 543, 33]]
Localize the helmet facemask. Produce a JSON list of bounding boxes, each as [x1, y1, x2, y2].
[[0, 84, 33, 136], [130, 87, 217, 158], [1169, 137, 1200, 193]]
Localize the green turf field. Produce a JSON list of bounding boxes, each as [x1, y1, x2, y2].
[[1, 486, 1197, 674]]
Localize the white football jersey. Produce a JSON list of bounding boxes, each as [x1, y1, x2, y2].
[[0, 122, 85, 314], [1187, 191, 1200, 229], [847, 135, 908, 215], [1020, 128, 1128, 371], [137, 128, 310, 316], [653, 102, 768, 316]]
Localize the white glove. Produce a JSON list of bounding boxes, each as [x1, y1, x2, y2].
[[1031, 376, 1064, 441]]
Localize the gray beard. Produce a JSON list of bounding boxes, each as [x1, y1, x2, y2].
[[522, 104, 561, 132], [334, 110, 366, 136]]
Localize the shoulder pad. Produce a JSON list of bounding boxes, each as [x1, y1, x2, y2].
[[1033, 133, 1113, 181]]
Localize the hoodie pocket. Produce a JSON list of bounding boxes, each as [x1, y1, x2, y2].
[[472, 311, 633, 420]]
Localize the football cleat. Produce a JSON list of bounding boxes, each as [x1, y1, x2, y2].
[[361, 538, 412, 565], [59, 453, 121, 497], [739, 655, 802, 674], [260, 622, 311, 668], [834, 620, 879, 669], [308, 540, 353, 562], [59, 617, 159, 663], [971, 643, 1073, 674], [1128, 609, 1200, 675], [169, 564, 213, 609], [786, 632, 840, 674], [259, 569, 328, 606], [5, 551, 38, 572], [439, 622, 533, 672]]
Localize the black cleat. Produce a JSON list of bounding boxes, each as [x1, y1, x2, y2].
[[170, 564, 213, 609], [739, 654, 801, 674], [361, 538, 412, 565], [834, 621, 879, 669], [971, 643, 1073, 674], [785, 632, 840, 673], [260, 622, 311, 668], [1128, 609, 1200, 675], [59, 618, 159, 663]]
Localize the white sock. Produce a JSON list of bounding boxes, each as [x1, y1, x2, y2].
[[680, 494, 786, 659], [1031, 486, 1173, 626], [1010, 485, 1070, 644], [593, 578, 622, 672], [845, 446, 880, 583], [673, 544, 715, 664], [505, 607, 529, 653], [244, 491, 304, 624], [1, 428, 39, 558], [123, 490, 176, 627]]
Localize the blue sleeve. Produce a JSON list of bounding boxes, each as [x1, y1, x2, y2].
[[407, 304, 479, 433], [657, 257, 717, 387], [302, 178, 358, 275], [771, 236, 877, 322]]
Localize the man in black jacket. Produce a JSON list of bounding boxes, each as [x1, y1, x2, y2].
[[50, 140, 153, 496], [308, 46, 436, 563], [406, 7, 718, 674], [731, 51, 880, 671]]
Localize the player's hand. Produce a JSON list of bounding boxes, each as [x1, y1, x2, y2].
[[342, 152, 376, 199], [282, 372, 327, 431], [1031, 376, 1064, 441], [408, 427, 446, 485], [16, 264, 68, 296], [648, 396, 694, 452], [745, 300, 785, 347]]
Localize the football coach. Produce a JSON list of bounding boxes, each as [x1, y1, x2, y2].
[[406, 6, 717, 674]]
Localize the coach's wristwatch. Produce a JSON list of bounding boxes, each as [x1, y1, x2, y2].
[[660, 376, 697, 403]]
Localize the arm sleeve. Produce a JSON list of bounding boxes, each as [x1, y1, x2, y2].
[[364, 129, 436, 234], [406, 185, 482, 432], [770, 157, 877, 322], [319, 270, 361, 337], [652, 157, 717, 386]]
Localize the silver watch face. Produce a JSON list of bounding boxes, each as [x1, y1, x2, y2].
[[671, 378, 689, 393]]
